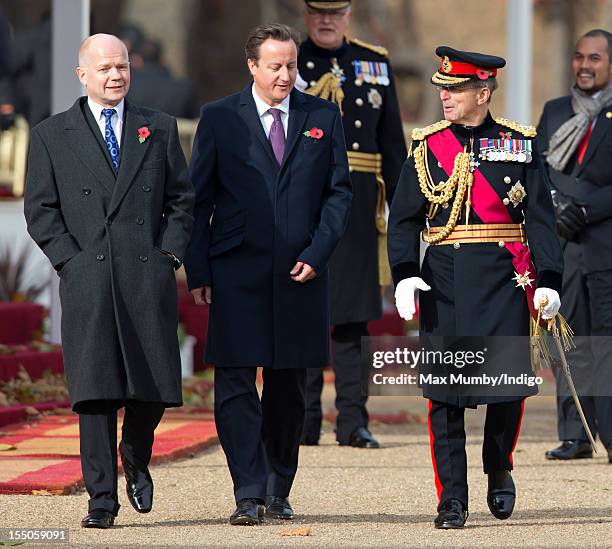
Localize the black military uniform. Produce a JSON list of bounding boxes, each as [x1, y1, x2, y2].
[[538, 95, 612, 461], [388, 47, 563, 528], [299, 0, 407, 447]]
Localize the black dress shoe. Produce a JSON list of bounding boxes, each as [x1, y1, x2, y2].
[[265, 496, 294, 519], [487, 470, 516, 520], [300, 433, 320, 446], [120, 443, 153, 513], [545, 440, 593, 460], [434, 499, 468, 529], [229, 498, 264, 525], [81, 509, 115, 529], [346, 427, 380, 448], [607, 442, 612, 464]]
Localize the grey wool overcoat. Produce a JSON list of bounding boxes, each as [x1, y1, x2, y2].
[[24, 97, 194, 411]]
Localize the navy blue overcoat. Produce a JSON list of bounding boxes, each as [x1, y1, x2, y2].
[[184, 86, 352, 368]]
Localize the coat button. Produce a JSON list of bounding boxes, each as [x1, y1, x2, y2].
[[309, 80, 316, 87], [355, 98, 364, 106], [352, 142, 360, 150], [82, 188, 91, 195], [306, 60, 315, 69], [96, 254, 105, 261], [354, 120, 362, 128], [503, 198, 510, 206], [136, 217, 144, 225], [139, 255, 148, 262], [142, 185, 151, 192], [453, 242, 460, 249], [504, 176, 512, 184], [498, 241, 505, 247]]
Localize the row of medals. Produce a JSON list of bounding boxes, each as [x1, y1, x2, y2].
[[478, 138, 532, 163]]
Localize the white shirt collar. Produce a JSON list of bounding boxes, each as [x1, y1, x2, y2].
[[87, 97, 125, 122], [251, 84, 290, 118]]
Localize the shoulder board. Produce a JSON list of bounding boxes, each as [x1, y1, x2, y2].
[[348, 37, 388, 57], [411, 120, 452, 141], [494, 117, 537, 138]]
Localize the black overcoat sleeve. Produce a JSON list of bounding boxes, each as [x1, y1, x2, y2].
[[387, 154, 427, 287], [24, 127, 81, 270], [183, 105, 218, 290]]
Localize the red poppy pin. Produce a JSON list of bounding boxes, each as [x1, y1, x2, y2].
[[303, 127, 323, 140], [138, 126, 151, 143]]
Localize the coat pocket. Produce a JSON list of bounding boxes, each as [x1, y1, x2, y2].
[[214, 211, 245, 234], [209, 232, 245, 258]]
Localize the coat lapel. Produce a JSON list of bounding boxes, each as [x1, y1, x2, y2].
[[108, 101, 151, 216], [578, 109, 612, 172], [64, 98, 115, 194], [239, 86, 278, 167], [280, 89, 308, 172]]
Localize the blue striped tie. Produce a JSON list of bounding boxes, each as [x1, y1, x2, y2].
[[102, 108, 120, 172]]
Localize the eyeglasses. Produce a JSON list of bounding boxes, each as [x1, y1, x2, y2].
[[306, 7, 350, 19]]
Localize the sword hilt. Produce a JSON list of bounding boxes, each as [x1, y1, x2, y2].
[[536, 295, 556, 332]]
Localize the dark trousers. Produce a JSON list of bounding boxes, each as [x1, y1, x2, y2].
[[555, 243, 612, 445], [304, 322, 370, 444], [427, 399, 524, 510], [214, 367, 306, 503], [78, 400, 165, 515]]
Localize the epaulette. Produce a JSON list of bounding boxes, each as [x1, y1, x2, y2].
[[348, 37, 388, 57], [494, 117, 537, 138], [411, 120, 452, 141]]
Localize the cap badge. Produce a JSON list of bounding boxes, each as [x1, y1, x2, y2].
[[441, 56, 453, 73]]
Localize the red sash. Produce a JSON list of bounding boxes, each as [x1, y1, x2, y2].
[[427, 128, 538, 320]]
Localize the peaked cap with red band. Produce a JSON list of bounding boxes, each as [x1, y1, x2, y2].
[[304, 0, 351, 10], [431, 45, 506, 88]]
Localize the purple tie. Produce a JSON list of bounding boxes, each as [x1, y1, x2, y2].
[[268, 108, 285, 166]]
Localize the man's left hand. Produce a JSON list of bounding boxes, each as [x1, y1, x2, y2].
[[290, 261, 317, 283], [533, 287, 561, 320]]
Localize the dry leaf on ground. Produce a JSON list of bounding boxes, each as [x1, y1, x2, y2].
[[278, 527, 311, 537]]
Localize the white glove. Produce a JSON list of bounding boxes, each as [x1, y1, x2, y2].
[[395, 277, 431, 321], [533, 287, 561, 320]]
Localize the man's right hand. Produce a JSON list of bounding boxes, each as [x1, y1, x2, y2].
[[191, 286, 212, 305], [394, 277, 431, 321]]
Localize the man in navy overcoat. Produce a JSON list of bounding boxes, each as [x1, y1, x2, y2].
[[183, 23, 351, 525]]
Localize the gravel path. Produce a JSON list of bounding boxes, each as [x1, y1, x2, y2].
[[0, 395, 610, 548]]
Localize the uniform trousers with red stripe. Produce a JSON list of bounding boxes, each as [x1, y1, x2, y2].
[[427, 398, 525, 510]]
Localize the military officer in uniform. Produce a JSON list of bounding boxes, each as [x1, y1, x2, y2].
[[537, 29, 612, 463], [388, 47, 564, 528], [298, 0, 407, 448]]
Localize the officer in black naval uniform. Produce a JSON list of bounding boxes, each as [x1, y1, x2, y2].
[[388, 47, 564, 528], [298, 0, 407, 448], [537, 29, 612, 463]]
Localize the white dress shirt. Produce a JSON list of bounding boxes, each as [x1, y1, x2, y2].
[[251, 84, 290, 138], [87, 97, 125, 147]]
